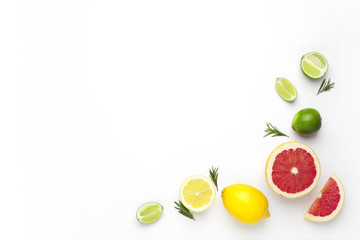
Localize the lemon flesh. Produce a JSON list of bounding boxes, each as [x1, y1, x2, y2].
[[179, 175, 216, 212], [136, 202, 163, 224], [301, 52, 328, 79], [221, 184, 269, 225], [275, 77, 297, 102]]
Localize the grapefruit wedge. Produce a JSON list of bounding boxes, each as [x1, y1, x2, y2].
[[266, 142, 321, 198], [304, 174, 345, 222]]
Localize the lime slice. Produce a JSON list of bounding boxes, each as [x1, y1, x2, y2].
[[275, 77, 297, 102], [136, 202, 163, 224], [300, 52, 328, 79]]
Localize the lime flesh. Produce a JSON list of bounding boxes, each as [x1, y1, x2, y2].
[[292, 108, 322, 134], [301, 52, 328, 79], [136, 202, 163, 224], [275, 78, 297, 102]]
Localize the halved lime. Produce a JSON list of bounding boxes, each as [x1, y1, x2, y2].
[[275, 77, 297, 102], [136, 202, 163, 224], [300, 52, 328, 79]]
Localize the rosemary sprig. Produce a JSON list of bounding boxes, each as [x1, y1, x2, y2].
[[209, 167, 219, 191], [174, 200, 195, 220], [317, 78, 335, 95], [264, 123, 289, 137]]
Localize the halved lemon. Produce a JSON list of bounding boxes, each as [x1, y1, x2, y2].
[[179, 175, 216, 212]]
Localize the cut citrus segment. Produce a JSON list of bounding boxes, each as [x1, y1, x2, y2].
[[179, 175, 216, 212], [275, 77, 297, 102], [266, 142, 320, 198], [136, 202, 163, 224], [301, 52, 328, 79], [304, 174, 344, 222]]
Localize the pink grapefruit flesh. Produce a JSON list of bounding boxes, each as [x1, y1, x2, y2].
[[266, 142, 320, 198], [304, 174, 344, 222]]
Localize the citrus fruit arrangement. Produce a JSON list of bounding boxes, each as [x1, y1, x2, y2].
[[265, 141, 345, 222], [173, 170, 270, 225], [136, 51, 344, 226], [263, 51, 343, 222]]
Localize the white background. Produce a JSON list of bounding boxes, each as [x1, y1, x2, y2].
[[1, 1, 360, 239]]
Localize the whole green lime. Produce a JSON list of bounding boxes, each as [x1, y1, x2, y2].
[[292, 108, 322, 134]]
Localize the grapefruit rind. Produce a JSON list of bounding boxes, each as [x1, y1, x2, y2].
[[303, 174, 345, 222], [265, 142, 321, 198], [179, 175, 216, 212]]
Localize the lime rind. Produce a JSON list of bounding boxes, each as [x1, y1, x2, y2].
[[136, 202, 163, 224], [300, 52, 328, 79], [292, 108, 322, 134], [275, 78, 297, 102]]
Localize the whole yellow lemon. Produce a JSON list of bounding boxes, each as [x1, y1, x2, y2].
[[221, 184, 270, 224]]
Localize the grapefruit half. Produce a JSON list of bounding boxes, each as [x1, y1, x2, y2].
[[304, 174, 345, 222], [266, 142, 321, 198]]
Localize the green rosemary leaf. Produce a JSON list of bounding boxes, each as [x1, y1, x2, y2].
[[209, 167, 219, 191], [317, 78, 335, 95], [264, 123, 288, 137], [174, 200, 195, 220]]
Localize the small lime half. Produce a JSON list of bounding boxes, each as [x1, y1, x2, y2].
[[136, 202, 163, 224], [275, 77, 297, 102], [300, 52, 328, 79]]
